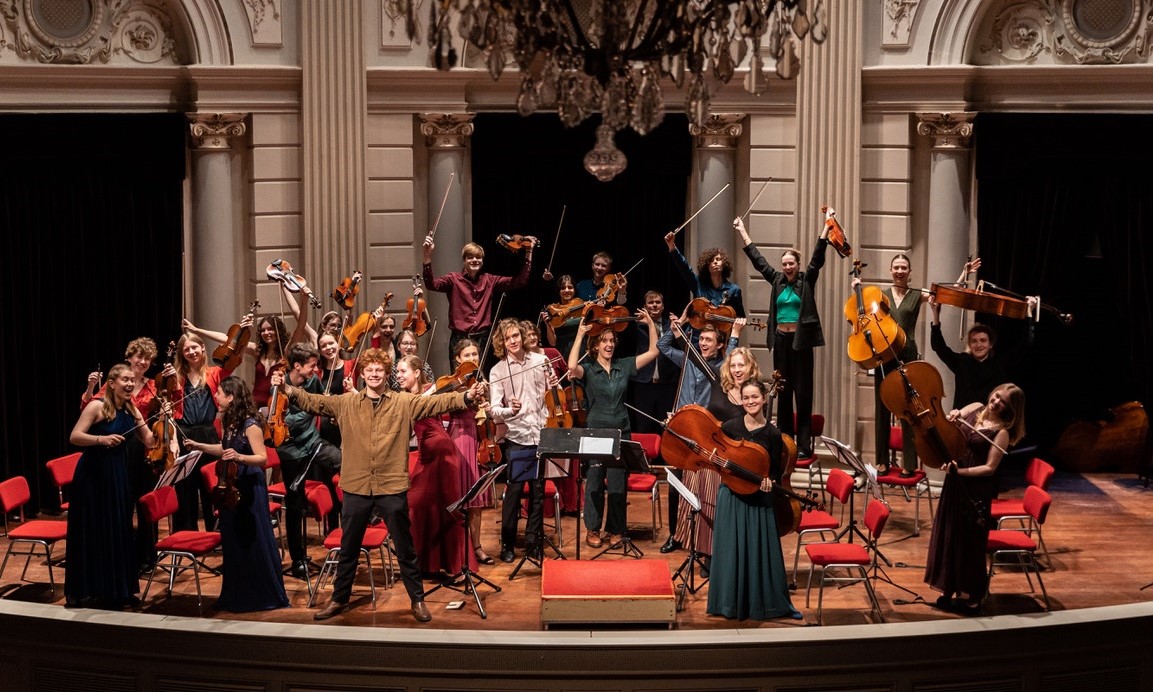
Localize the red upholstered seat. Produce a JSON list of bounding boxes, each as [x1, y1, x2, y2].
[[139, 485, 222, 612], [0, 475, 69, 594], [791, 468, 855, 586], [308, 525, 393, 608], [804, 498, 890, 625], [874, 467, 934, 537], [987, 486, 1052, 611]]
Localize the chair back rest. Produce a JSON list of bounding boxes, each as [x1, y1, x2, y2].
[[1025, 458, 1055, 490], [864, 498, 891, 540], [826, 468, 855, 505], [139, 486, 179, 524], [201, 460, 219, 493], [794, 413, 826, 437], [308, 484, 335, 518], [633, 433, 661, 462], [46, 453, 82, 488], [0, 476, 31, 514], [332, 473, 342, 503], [887, 426, 903, 451], [264, 447, 281, 470], [1023, 485, 1052, 525]]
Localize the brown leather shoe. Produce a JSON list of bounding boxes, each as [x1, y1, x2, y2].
[[313, 600, 347, 621], [411, 600, 432, 623], [586, 530, 602, 548]]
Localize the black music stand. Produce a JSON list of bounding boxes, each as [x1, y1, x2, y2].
[[591, 439, 650, 560], [425, 463, 506, 619], [538, 427, 621, 561], [155, 450, 202, 488], [666, 469, 707, 612], [508, 450, 567, 581]]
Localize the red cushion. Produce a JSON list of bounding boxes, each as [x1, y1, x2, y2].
[[876, 469, 926, 486], [541, 559, 673, 597], [7, 520, 68, 542], [987, 530, 1037, 552], [797, 510, 839, 532], [323, 526, 389, 550], [805, 542, 870, 566], [157, 531, 222, 554], [626, 474, 657, 492], [990, 498, 1025, 519]]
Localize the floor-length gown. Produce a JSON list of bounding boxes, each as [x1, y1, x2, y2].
[[409, 417, 473, 575]]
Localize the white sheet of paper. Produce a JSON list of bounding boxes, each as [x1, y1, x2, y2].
[[578, 436, 615, 456]]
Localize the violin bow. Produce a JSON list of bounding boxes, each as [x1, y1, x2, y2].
[[670, 183, 730, 237], [670, 318, 717, 382], [422, 318, 438, 363], [427, 172, 456, 243], [543, 204, 565, 279], [953, 414, 1010, 455], [738, 178, 772, 221]]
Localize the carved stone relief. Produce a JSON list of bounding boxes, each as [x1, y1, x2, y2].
[[381, 0, 423, 48], [0, 0, 182, 64], [975, 0, 1153, 65], [242, 0, 281, 47], [883, 0, 922, 48]]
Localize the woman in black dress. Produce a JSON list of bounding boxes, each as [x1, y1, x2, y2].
[[925, 382, 1026, 615]]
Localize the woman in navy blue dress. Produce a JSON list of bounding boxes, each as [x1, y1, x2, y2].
[[186, 376, 288, 612], [66, 363, 159, 608]]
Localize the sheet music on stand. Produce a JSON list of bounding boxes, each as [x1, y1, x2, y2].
[[155, 450, 202, 489], [664, 466, 699, 512], [821, 435, 885, 502]]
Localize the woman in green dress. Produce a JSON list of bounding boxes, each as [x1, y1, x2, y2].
[[708, 379, 802, 621]]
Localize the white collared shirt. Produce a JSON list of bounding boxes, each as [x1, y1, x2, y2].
[[488, 350, 551, 446]]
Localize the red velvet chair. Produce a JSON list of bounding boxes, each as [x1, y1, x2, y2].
[[804, 498, 890, 625], [991, 457, 1055, 568], [626, 432, 663, 539], [45, 452, 81, 514], [308, 517, 393, 609], [791, 468, 855, 586], [200, 460, 283, 552], [873, 464, 935, 537], [987, 486, 1052, 611], [792, 414, 826, 493], [139, 485, 222, 612], [0, 476, 69, 595], [265, 446, 328, 541]]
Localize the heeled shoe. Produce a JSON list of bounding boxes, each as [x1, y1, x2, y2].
[[474, 547, 495, 565]]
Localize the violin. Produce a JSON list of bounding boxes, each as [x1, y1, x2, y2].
[[212, 299, 260, 370], [433, 361, 478, 394], [266, 259, 323, 309], [475, 403, 503, 466], [331, 270, 362, 311], [821, 205, 853, 258], [596, 272, 626, 303], [545, 298, 590, 328], [581, 304, 639, 337], [403, 275, 429, 337], [153, 340, 180, 403], [212, 457, 241, 511], [146, 402, 178, 472], [845, 259, 906, 369], [565, 380, 587, 427], [660, 405, 770, 495], [878, 360, 966, 471], [496, 234, 535, 253], [340, 293, 395, 358], [544, 379, 572, 429], [263, 360, 289, 448], [684, 298, 766, 337]]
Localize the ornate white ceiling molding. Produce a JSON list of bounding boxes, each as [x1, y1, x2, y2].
[[242, 0, 280, 47], [974, 0, 1153, 65], [883, 0, 923, 48], [0, 0, 185, 65]]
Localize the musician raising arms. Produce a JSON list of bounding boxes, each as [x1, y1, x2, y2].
[[663, 233, 745, 319], [423, 236, 534, 370], [709, 379, 803, 621], [734, 215, 830, 459], [567, 310, 658, 549]]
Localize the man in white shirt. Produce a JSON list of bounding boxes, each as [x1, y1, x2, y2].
[[488, 318, 558, 563]]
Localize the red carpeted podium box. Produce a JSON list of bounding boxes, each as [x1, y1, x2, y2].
[[540, 559, 676, 628]]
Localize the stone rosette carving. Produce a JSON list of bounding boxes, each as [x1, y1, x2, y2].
[[976, 0, 1153, 65], [916, 112, 976, 150], [688, 113, 745, 149], [883, 0, 922, 48], [0, 0, 181, 64], [187, 113, 248, 151], [418, 113, 476, 149]]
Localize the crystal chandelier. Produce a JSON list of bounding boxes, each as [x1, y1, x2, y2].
[[421, 0, 827, 181]]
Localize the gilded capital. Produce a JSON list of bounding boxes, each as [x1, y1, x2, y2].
[[916, 112, 976, 150], [187, 113, 248, 150], [688, 113, 745, 149], [419, 113, 476, 149]]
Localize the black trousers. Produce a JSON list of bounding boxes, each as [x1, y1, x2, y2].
[[773, 331, 815, 456], [500, 442, 544, 551], [331, 491, 423, 605], [174, 423, 218, 532]]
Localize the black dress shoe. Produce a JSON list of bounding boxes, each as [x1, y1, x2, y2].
[[499, 547, 516, 563], [411, 600, 432, 622], [313, 600, 347, 621], [699, 556, 711, 578], [290, 560, 312, 580], [660, 537, 682, 554]]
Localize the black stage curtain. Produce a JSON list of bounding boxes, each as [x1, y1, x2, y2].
[[470, 113, 692, 354], [974, 113, 1153, 450], [0, 114, 185, 514]]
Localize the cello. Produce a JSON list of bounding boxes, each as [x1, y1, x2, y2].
[[878, 360, 965, 470], [212, 300, 260, 370], [845, 259, 906, 370], [660, 405, 770, 495]]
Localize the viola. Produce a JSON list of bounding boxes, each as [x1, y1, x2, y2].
[[545, 298, 590, 328], [212, 457, 241, 511], [878, 360, 966, 470], [544, 380, 572, 429], [821, 205, 853, 258], [684, 297, 766, 337], [581, 304, 639, 337], [340, 293, 394, 358], [660, 405, 770, 495], [403, 275, 429, 337], [212, 299, 260, 370], [595, 272, 626, 303], [331, 270, 362, 311], [266, 259, 323, 309], [263, 360, 289, 448], [496, 234, 535, 253], [845, 259, 906, 369], [433, 361, 478, 395]]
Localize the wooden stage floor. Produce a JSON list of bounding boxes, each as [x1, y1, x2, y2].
[[4, 465, 1153, 631]]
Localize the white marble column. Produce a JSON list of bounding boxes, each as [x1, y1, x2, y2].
[[419, 113, 475, 371], [916, 112, 976, 403], [187, 112, 247, 327], [689, 114, 744, 264]]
